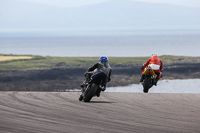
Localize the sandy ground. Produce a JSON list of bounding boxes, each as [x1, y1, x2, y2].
[[0, 92, 200, 133], [0, 56, 32, 62]]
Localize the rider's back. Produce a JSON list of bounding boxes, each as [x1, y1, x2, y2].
[[145, 56, 163, 73]]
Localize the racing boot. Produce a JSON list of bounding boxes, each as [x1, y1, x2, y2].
[[79, 94, 83, 101], [96, 88, 101, 97], [99, 84, 105, 91], [80, 84, 84, 88], [154, 78, 159, 86]]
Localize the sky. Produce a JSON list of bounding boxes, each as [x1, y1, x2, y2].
[[19, 0, 200, 7], [1, 0, 200, 35]]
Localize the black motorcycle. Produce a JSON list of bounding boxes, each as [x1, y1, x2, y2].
[[79, 72, 106, 102]]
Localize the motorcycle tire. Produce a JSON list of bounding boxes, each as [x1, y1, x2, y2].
[[143, 77, 151, 93], [83, 83, 98, 102]]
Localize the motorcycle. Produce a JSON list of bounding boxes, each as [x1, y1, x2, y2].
[[79, 72, 106, 102], [142, 66, 157, 93]]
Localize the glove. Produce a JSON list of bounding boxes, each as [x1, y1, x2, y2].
[[141, 65, 145, 70]]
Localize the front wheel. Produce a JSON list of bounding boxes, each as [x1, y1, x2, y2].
[[83, 83, 98, 102], [143, 77, 151, 93]]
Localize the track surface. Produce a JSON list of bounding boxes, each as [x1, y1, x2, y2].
[[0, 92, 200, 133]]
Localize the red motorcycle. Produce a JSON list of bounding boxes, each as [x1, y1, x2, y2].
[[142, 66, 162, 93]]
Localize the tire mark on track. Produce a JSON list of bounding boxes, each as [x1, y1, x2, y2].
[[1, 92, 200, 133]]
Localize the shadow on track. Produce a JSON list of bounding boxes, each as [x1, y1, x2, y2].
[[89, 101, 116, 104]]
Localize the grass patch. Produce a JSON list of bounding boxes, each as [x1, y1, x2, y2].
[[0, 54, 200, 71]]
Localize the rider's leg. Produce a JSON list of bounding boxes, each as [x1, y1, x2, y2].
[[91, 72, 107, 96], [154, 72, 160, 86], [139, 74, 145, 82], [99, 73, 107, 91]]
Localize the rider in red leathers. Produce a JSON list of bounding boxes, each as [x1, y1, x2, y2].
[[139, 54, 163, 85]]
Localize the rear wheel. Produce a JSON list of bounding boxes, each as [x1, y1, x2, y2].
[[143, 77, 151, 93], [83, 84, 98, 102]]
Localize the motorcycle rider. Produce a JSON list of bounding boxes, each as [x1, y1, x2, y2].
[[139, 53, 163, 85], [80, 56, 112, 98]]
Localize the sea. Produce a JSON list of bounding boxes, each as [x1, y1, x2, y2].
[[106, 79, 200, 93], [0, 29, 200, 57]]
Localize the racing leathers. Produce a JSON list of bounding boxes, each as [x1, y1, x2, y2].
[[140, 55, 163, 85]]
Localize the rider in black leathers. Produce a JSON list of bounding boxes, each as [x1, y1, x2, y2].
[[80, 56, 112, 98]]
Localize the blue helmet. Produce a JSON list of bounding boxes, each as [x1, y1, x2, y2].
[[99, 56, 108, 62]]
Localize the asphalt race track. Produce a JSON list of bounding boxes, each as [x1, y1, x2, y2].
[[0, 92, 200, 133]]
